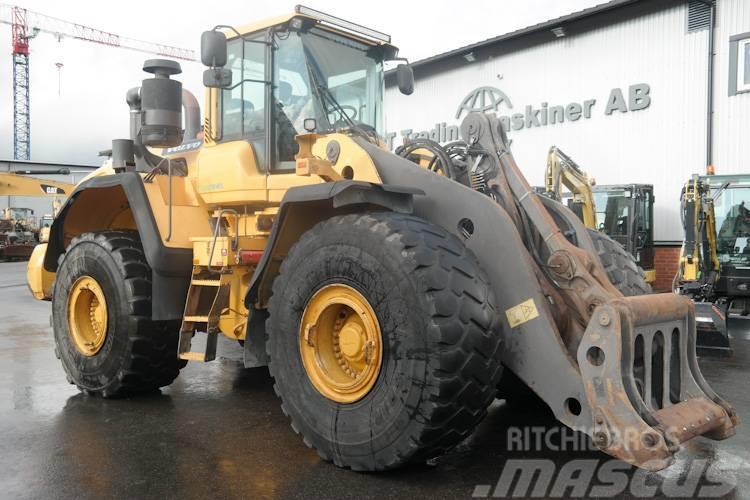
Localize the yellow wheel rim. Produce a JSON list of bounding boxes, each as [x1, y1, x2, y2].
[[299, 284, 383, 403], [67, 276, 108, 356]]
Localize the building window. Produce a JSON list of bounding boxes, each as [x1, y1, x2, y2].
[[730, 33, 750, 96], [738, 38, 750, 92]]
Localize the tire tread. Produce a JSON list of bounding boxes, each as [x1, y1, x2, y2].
[[55, 230, 183, 397], [266, 212, 503, 470]]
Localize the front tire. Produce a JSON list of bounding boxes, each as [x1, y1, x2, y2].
[[52, 230, 184, 397], [267, 212, 503, 471], [587, 228, 652, 296]]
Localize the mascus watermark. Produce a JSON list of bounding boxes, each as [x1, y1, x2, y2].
[[471, 458, 735, 498]]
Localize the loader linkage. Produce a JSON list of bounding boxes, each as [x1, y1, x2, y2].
[[456, 112, 739, 470]]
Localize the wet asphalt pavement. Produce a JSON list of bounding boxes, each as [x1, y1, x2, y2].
[[1, 260, 748, 499]]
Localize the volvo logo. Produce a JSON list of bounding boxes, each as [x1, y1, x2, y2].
[[455, 86, 513, 119]]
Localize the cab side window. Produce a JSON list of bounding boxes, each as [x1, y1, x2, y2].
[[221, 36, 267, 164]]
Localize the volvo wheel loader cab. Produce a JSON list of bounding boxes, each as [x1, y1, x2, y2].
[[28, 6, 737, 472]]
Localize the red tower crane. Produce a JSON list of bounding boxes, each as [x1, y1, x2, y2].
[[0, 3, 196, 160]]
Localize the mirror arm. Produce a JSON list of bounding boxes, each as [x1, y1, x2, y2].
[[224, 78, 271, 91]]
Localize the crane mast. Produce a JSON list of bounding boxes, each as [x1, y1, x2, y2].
[[1, 3, 196, 161], [11, 6, 30, 160]]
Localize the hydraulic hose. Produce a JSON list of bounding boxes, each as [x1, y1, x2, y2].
[[395, 138, 460, 180]]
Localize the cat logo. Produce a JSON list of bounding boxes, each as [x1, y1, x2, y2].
[[455, 86, 513, 119], [40, 184, 65, 195]]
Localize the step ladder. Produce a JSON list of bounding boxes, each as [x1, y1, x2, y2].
[[178, 267, 230, 362]]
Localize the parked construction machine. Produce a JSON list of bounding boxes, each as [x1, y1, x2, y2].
[[677, 173, 750, 356], [544, 146, 656, 285], [0, 207, 36, 260], [0, 171, 74, 262], [27, 6, 737, 472]]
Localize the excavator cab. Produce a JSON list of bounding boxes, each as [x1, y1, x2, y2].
[[677, 174, 750, 355], [594, 184, 655, 280]]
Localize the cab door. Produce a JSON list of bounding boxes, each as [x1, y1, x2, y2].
[[197, 31, 271, 206]]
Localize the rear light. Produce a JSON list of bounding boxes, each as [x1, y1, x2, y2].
[[239, 250, 263, 265]]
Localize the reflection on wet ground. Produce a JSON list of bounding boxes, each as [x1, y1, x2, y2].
[[1, 262, 748, 499]]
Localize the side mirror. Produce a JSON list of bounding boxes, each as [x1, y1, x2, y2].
[[396, 64, 414, 95], [203, 68, 232, 89], [201, 30, 227, 67]]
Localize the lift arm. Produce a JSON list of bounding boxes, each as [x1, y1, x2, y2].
[[544, 146, 598, 229], [458, 113, 737, 470]]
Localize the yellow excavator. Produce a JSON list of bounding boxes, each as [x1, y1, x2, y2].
[[544, 146, 597, 228], [544, 146, 656, 285], [26, 6, 737, 471], [676, 173, 750, 356], [0, 171, 74, 197], [0, 171, 75, 261]]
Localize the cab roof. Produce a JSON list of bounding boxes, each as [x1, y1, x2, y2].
[[230, 5, 396, 51]]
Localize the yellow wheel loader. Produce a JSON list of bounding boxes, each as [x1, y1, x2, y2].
[[27, 6, 737, 472]]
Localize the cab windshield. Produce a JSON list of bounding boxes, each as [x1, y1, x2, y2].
[[7, 208, 33, 221], [592, 187, 652, 257], [274, 28, 384, 141], [593, 190, 631, 240], [221, 27, 386, 168], [711, 181, 750, 266]]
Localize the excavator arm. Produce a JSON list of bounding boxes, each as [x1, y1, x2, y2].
[[678, 175, 720, 293], [544, 146, 598, 229], [0, 172, 75, 197], [678, 176, 734, 356]]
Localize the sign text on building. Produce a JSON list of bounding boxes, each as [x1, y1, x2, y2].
[[386, 83, 651, 149]]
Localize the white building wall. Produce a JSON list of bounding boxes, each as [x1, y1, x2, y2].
[[385, 2, 715, 243], [713, 0, 750, 171]]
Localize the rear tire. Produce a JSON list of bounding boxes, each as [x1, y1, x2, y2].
[[52, 230, 184, 397], [266, 212, 503, 471]]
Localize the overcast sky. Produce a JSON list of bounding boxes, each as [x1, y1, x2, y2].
[[1, 0, 603, 165]]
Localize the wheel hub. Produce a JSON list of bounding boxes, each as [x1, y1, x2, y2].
[[338, 322, 364, 358], [67, 275, 108, 356], [299, 284, 382, 403]]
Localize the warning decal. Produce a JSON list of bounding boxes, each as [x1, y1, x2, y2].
[[505, 298, 539, 328]]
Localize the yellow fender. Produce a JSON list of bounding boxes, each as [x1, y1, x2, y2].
[[27, 243, 55, 300]]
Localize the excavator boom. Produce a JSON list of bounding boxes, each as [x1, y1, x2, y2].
[[544, 145, 597, 228], [0, 172, 75, 197]]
